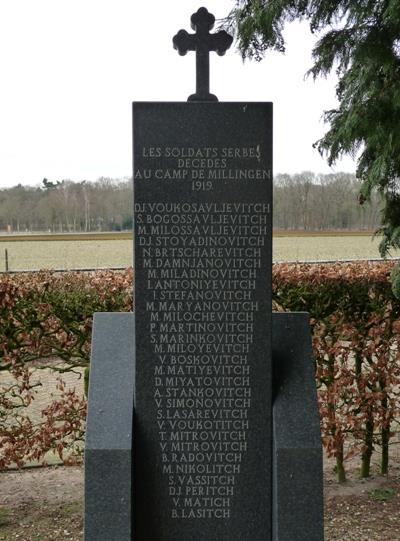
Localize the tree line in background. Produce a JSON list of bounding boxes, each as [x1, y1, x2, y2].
[[0, 173, 382, 233], [0, 177, 133, 233], [274, 172, 381, 231]]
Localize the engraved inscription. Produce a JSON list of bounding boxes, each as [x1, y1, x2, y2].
[[134, 146, 271, 191], [136, 145, 270, 520]]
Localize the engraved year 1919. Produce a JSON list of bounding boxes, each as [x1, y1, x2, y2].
[[192, 180, 213, 191]]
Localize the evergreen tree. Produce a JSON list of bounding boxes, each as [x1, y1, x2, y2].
[[224, 0, 400, 293]]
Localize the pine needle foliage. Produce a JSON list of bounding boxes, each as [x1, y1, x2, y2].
[[224, 1, 400, 290]]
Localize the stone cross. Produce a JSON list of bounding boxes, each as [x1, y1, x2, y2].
[[173, 7, 233, 102]]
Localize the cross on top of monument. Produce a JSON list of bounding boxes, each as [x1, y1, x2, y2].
[[173, 7, 233, 102]]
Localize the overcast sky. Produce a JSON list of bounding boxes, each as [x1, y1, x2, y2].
[[0, 0, 356, 189]]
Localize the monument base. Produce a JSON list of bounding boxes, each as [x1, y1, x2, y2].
[[84, 312, 324, 541], [272, 312, 324, 541], [84, 313, 135, 541]]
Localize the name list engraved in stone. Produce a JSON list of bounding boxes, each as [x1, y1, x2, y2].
[[136, 181, 269, 519]]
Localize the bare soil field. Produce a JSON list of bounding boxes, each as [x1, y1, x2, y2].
[[1, 458, 399, 540], [273, 234, 383, 262], [0, 233, 390, 272], [0, 239, 131, 272]]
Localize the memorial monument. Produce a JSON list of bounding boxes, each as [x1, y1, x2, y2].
[[85, 7, 324, 541]]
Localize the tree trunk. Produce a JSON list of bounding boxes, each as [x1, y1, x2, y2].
[[361, 413, 374, 478], [336, 443, 346, 483], [380, 380, 390, 475]]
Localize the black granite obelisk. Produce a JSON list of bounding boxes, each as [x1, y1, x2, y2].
[[134, 7, 273, 541]]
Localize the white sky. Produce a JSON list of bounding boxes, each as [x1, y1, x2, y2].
[[0, 0, 356, 189]]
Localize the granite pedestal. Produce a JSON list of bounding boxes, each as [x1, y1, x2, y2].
[[84, 311, 323, 540]]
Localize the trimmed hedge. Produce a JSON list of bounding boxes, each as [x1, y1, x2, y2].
[[1, 263, 400, 481], [274, 262, 400, 481], [0, 270, 132, 468]]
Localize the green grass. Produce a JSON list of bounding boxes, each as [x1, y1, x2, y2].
[[0, 507, 10, 527], [369, 488, 396, 501]]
